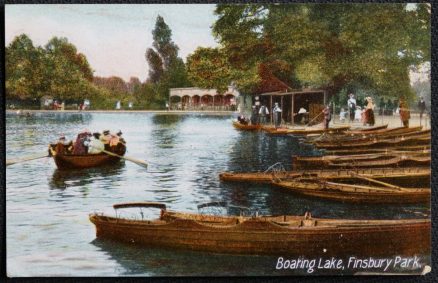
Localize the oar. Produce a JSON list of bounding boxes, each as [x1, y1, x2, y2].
[[6, 152, 49, 166], [101, 149, 148, 168]]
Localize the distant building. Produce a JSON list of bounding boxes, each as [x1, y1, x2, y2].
[[169, 86, 240, 111]]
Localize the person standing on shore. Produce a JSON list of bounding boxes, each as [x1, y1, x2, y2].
[[347, 93, 356, 122], [273, 102, 282, 128], [418, 97, 426, 122], [364, 97, 375, 126], [323, 105, 331, 130], [399, 98, 410, 127], [259, 104, 269, 124]]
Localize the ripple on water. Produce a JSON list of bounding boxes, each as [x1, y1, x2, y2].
[[6, 112, 431, 276]]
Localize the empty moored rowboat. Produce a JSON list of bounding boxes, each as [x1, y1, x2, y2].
[[291, 153, 430, 170], [265, 126, 350, 136], [348, 124, 388, 132], [311, 130, 430, 147], [89, 202, 430, 256], [232, 121, 261, 131], [315, 135, 430, 150], [344, 125, 423, 136], [49, 142, 126, 170], [219, 167, 430, 186], [324, 145, 431, 155], [272, 178, 430, 204]]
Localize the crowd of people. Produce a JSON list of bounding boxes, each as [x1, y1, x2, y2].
[[235, 93, 427, 130], [236, 102, 283, 128], [51, 129, 125, 156]]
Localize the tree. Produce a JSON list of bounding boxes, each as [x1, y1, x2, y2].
[[144, 15, 190, 107], [6, 34, 46, 100], [186, 47, 232, 93], [212, 4, 430, 99]]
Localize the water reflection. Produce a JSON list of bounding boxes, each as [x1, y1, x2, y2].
[[49, 162, 126, 190], [90, 238, 283, 276]]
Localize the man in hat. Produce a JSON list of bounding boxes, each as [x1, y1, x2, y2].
[[347, 93, 356, 122], [88, 132, 105, 154], [258, 104, 269, 124], [273, 102, 282, 128]]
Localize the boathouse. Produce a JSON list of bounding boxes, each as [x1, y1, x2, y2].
[[169, 86, 240, 111], [260, 89, 327, 125]]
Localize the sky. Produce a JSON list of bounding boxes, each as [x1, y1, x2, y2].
[[5, 4, 219, 82]]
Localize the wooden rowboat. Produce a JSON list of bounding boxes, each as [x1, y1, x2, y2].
[[292, 153, 430, 170], [89, 202, 430, 256], [272, 178, 430, 204], [310, 129, 430, 147], [348, 124, 388, 132], [344, 125, 423, 136], [232, 121, 261, 131], [324, 145, 431, 155], [219, 167, 430, 186], [49, 142, 126, 170], [315, 135, 430, 150], [264, 125, 350, 136]]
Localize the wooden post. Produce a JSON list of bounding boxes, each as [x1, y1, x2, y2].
[[323, 91, 327, 105], [213, 95, 215, 110], [281, 95, 284, 125], [333, 102, 335, 124], [291, 94, 295, 126], [270, 95, 273, 124]]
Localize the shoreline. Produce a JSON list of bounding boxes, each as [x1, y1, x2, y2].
[[6, 109, 237, 116]]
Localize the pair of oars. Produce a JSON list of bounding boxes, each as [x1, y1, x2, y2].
[[6, 148, 148, 168]]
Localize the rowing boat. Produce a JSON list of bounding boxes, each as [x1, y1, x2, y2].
[[49, 142, 126, 170], [314, 135, 430, 150], [219, 167, 430, 186], [89, 202, 430, 256], [344, 125, 423, 136], [309, 129, 430, 146], [323, 145, 431, 155], [232, 121, 261, 131], [348, 124, 388, 132], [291, 153, 430, 170], [272, 178, 430, 204], [264, 126, 350, 136]]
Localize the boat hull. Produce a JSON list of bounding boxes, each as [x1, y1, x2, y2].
[[232, 121, 261, 131], [53, 154, 122, 169], [89, 214, 430, 256], [219, 167, 431, 186], [272, 181, 430, 204]]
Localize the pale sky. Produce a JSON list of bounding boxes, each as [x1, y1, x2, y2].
[[5, 4, 219, 82]]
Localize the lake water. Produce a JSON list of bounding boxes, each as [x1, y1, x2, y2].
[[6, 112, 430, 276]]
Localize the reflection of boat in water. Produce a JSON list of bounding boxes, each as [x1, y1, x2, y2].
[[89, 202, 430, 256], [50, 162, 125, 189], [48, 142, 126, 170]]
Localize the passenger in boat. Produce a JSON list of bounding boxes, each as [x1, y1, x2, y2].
[[237, 115, 248, 125], [399, 99, 410, 127], [73, 130, 92, 155], [273, 102, 282, 128], [259, 104, 269, 124], [364, 97, 375, 126], [339, 108, 347, 122], [88, 133, 105, 154], [323, 105, 331, 129], [347, 93, 356, 122]]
